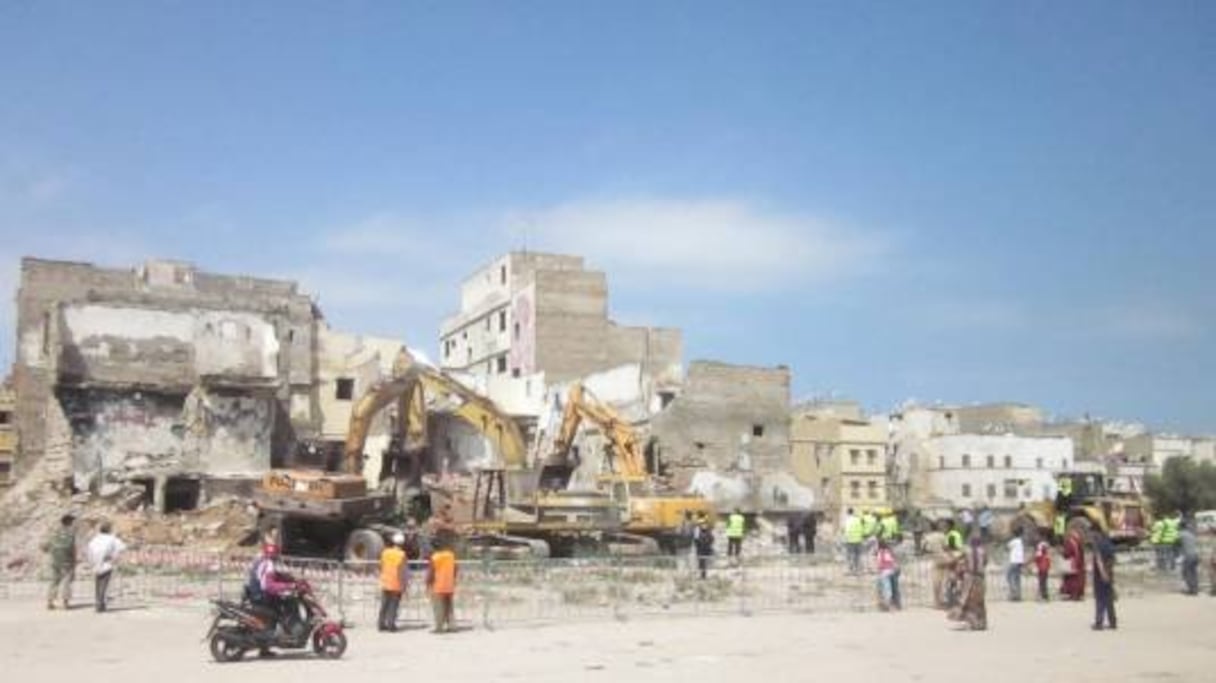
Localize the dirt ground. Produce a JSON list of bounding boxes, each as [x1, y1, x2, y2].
[[1, 593, 1212, 682]]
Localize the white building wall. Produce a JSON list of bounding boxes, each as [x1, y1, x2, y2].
[[924, 434, 1072, 510]]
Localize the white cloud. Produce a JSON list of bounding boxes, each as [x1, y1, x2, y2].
[[505, 198, 889, 292]]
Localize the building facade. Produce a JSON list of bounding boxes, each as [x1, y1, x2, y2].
[[438, 251, 682, 389], [790, 407, 888, 517], [12, 258, 322, 506], [923, 433, 1072, 511]]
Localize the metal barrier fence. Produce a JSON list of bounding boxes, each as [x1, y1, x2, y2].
[[2, 542, 1208, 629]]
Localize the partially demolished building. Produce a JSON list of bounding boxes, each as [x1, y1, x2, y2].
[[12, 258, 321, 509]]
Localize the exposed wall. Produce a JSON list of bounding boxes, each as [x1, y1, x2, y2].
[[650, 361, 790, 483], [923, 433, 1071, 510], [13, 258, 319, 482]]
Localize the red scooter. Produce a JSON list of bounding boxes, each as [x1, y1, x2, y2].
[[205, 579, 346, 662]]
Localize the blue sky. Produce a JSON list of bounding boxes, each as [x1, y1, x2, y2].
[[1, 1, 1212, 432]]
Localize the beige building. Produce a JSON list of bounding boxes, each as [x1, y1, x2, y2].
[[438, 251, 681, 388], [790, 407, 888, 516], [0, 382, 15, 485]]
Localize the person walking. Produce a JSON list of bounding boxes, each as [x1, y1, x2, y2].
[[43, 513, 77, 610], [949, 533, 988, 631], [1179, 521, 1201, 596], [1006, 530, 1025, 602], [786, 513, 802, 554], [1090, 528, 1117, 631], [726, 508, 746, 561], [694, 517, 715, 580], [427, 539, 458, 634], [1060, 525, 1087, 601], [1033, 536, 1052, 601], [86, 521, 126, 613], [978, 506, 994, 545], [843, 508, 864, 574], [378, 532, 408, 631]]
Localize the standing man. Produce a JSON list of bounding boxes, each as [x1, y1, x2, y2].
[[844, 508, 864, 574], [978, 506, 994, 545], [378, 532, 408, 631], [726, 508, 746, 561], [1091, 528, 1117, 631], [1178, 520, 1201, 596], [786, 513, 802, 554], [86, 520, 126, 613], [802, 511, 818, 554], [1005, 529, 1025, 602], [694, 517, 715, 580], [43, 513, 77, 610], [1161, 513, 1181, 571], [1149, 517, 1167, 572], [427, 539, 457, 634]]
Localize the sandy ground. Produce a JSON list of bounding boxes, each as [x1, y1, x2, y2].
[[1, 593, 1213, 683]]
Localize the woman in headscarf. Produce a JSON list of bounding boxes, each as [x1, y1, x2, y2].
[[948, 532, 988, 631], [1060, 523, 1087, 601]]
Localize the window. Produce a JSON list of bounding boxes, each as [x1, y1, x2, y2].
[[658, 391, 675, 409], [850, 481, 861, 499], [1063, 459, 1070, 469], [1004, 455, 1012, 469], [866, 449, 877, 465], [752, 424, 764, 437], [850, 449, 860, 466], [467, 347, 473, 363], [986, 484, 996, 499], [511, 368, 520, 378], [821, 477, 830, 491], [0, 411, 10, 425], [867, 480, 878, 499], [335, 378, 355, 401], [1035, 457, 1043, 469], [496, 355, 507, 374], [962, 454, 971, 468], [986, 455, 994, 469], [961, 483, 972, 498], [1003, 481, 1018, 499], [498, 310, 507, 332], [0, 460, 10, 483], [287, 329, 295, 344], [514, 322, 521, 340], [500, 265, 507, 284]]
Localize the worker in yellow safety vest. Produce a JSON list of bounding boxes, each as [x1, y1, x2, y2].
[[1161, 514, 1181, 571], [1150, 518, 1167, 572], [843, 508, 865, 573], [880, 511, 900, 542], [726, 509, 746, 560]]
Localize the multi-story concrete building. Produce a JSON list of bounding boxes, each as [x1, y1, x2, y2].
[[0, 382, 15, 486], [12, 258, 322, 507], [923, 433, 1072, 511], [790, 406, 888, 517], [438, 251, 682, 390]]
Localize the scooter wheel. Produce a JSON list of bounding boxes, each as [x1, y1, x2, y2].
[[312, 630, 347, 659], [209, 630, 247, 663]]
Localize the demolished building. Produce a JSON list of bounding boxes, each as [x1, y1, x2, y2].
[[11, 258, 324, 510]]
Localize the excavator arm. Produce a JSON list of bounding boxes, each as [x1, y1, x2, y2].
[[552, 384, 648, 480], [343, 351, 527, 475]]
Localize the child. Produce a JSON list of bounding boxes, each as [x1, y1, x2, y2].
[[1033, 536, 1052, 601], [876, 539, 901, 611]]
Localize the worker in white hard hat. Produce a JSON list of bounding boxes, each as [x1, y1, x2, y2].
[[378, 532, 409, 632]]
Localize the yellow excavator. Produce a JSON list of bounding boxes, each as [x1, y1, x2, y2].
[[550, 384, 716, 552], [258, 351, 620, 559]]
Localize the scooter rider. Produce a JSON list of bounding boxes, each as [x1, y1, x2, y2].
[[246, 543, 299, 645]]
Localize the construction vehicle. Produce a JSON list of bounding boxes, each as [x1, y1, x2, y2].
[[256, 354, 623, 560], [1016, 471, 1150, 546], [549, 383, 716, 552]]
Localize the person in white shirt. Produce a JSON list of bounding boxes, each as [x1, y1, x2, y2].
[[87, 521, 127, 613], [1006, 531, 1025, 602]]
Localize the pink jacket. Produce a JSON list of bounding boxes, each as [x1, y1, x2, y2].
[[257, 558, 295, 597]]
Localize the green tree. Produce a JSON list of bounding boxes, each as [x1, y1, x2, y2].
[[1144, 457, 1216, 516]]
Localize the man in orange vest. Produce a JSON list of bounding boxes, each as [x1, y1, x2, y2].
[[378, 533, 408, 632], [427, 538, 458, 634]]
